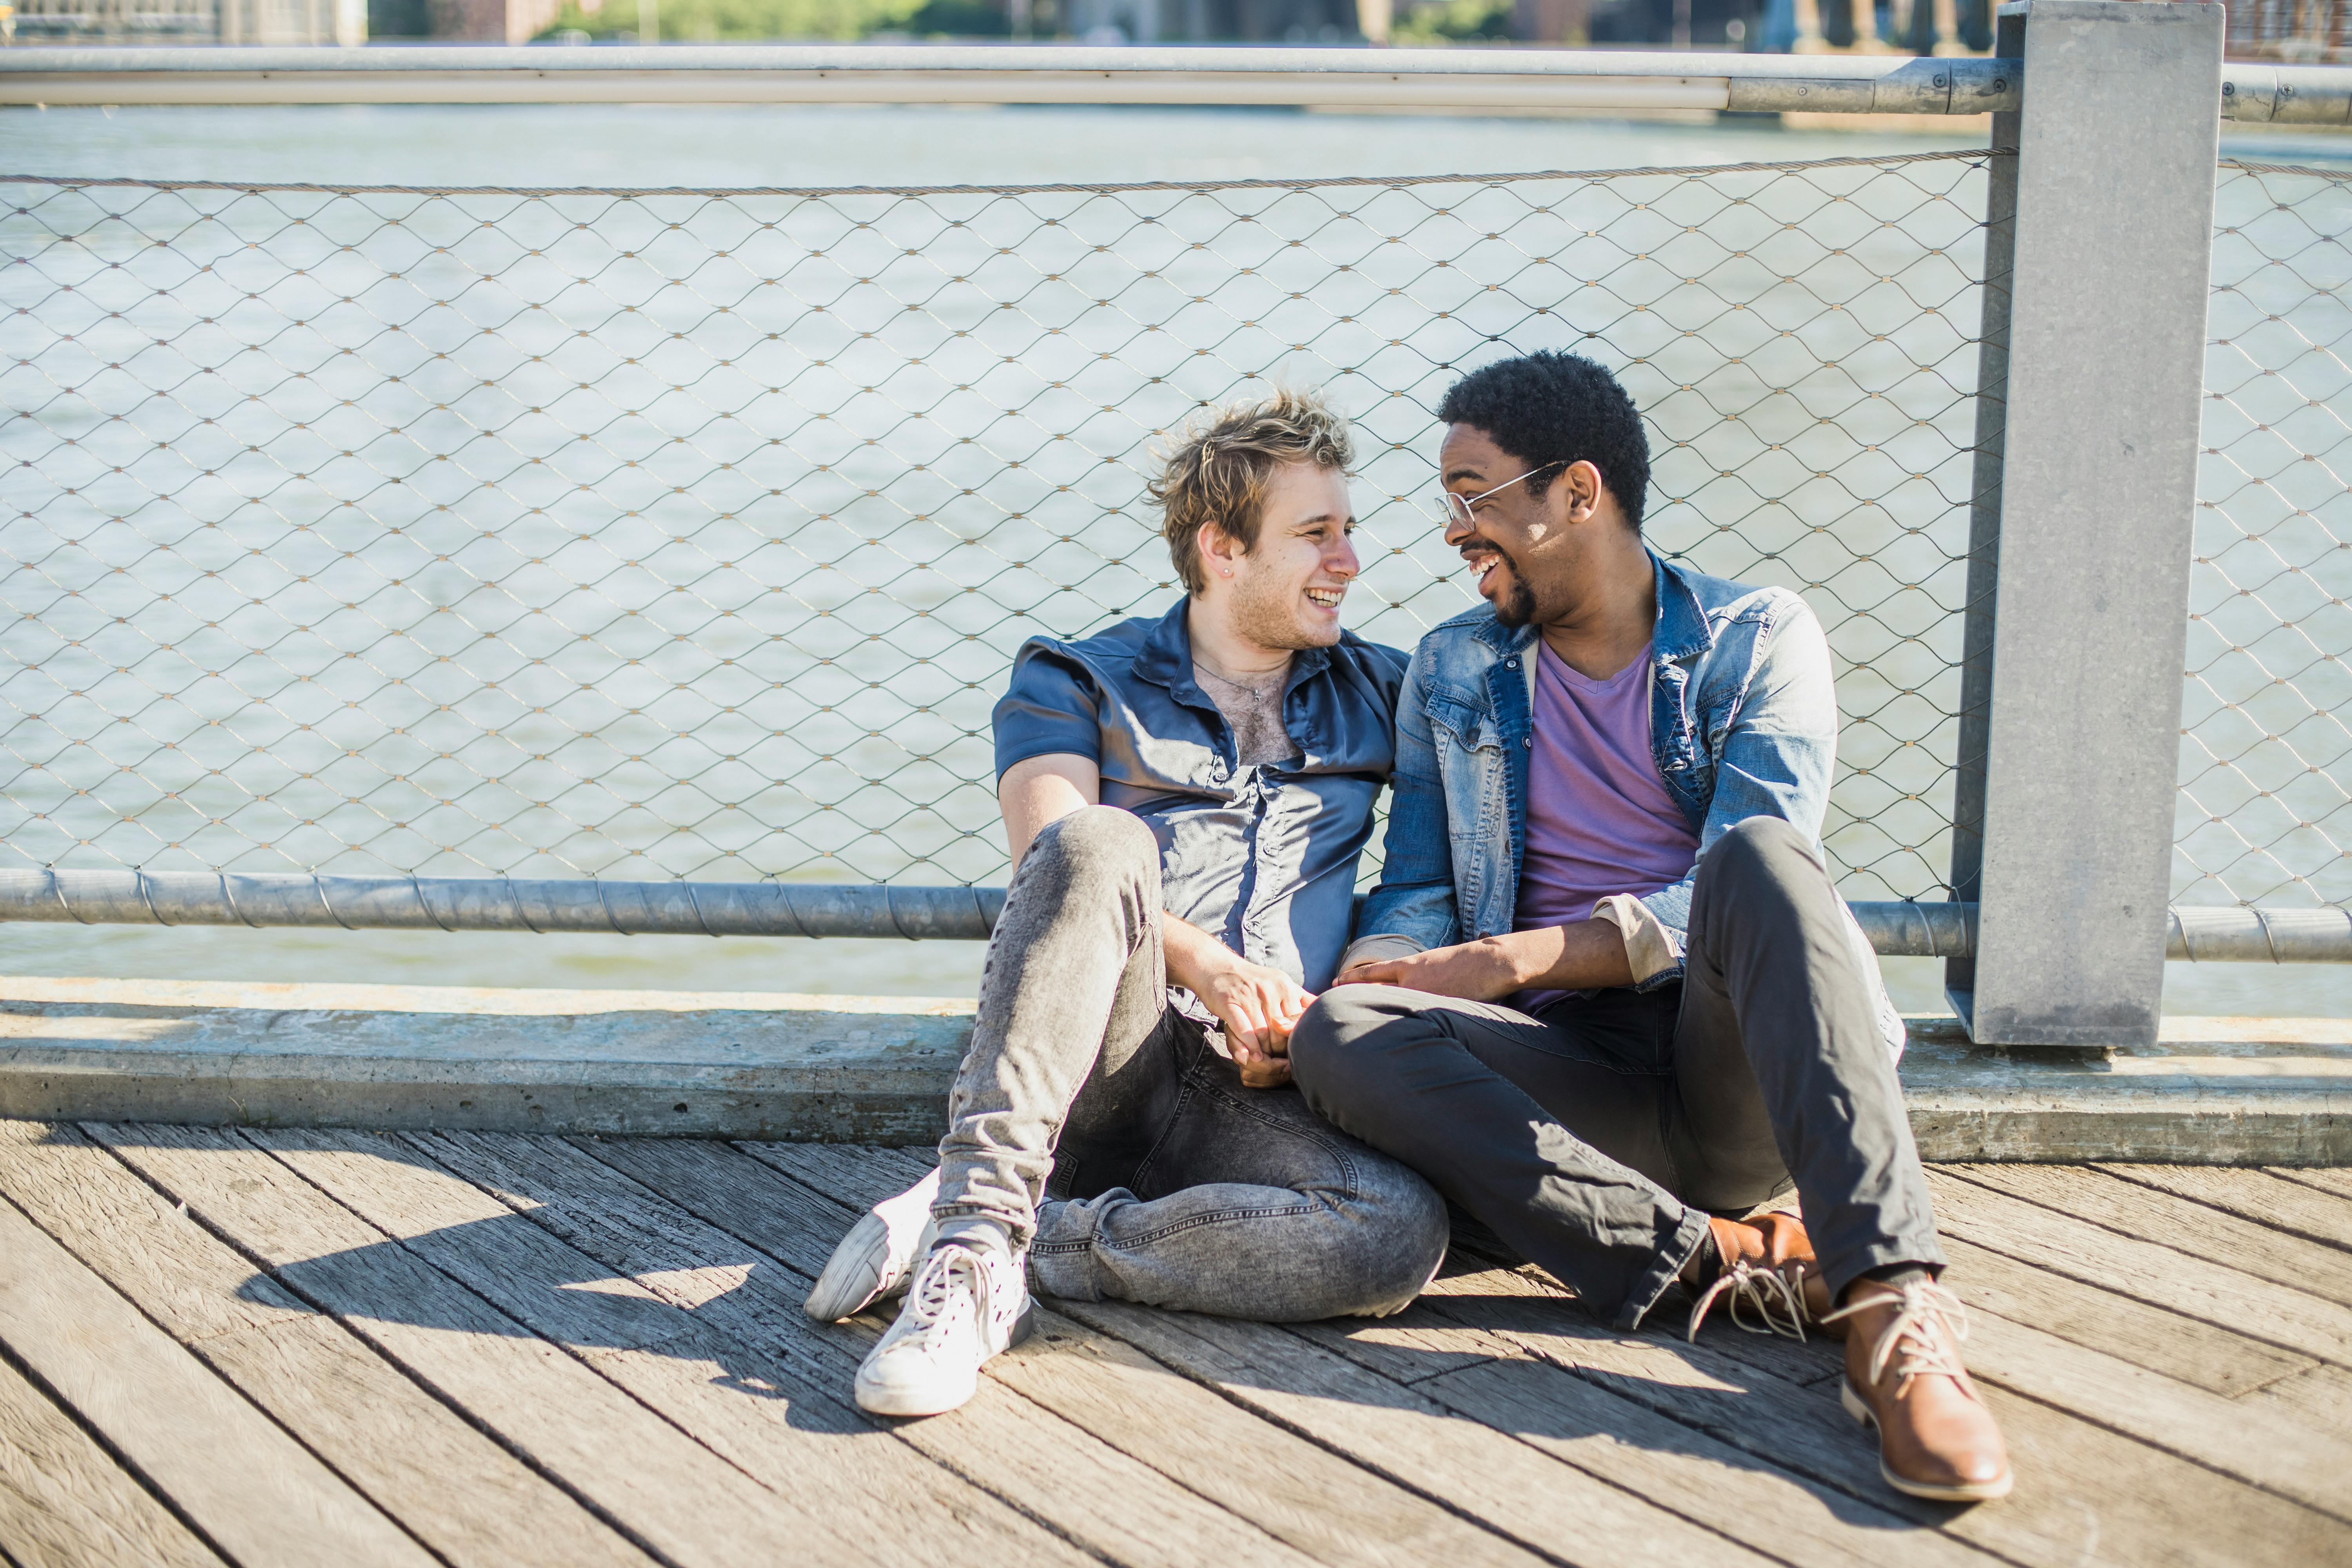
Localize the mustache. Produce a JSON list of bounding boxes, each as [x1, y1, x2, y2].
[[1458, 536, 1519, 574], [1459, 535, 1537, 627]]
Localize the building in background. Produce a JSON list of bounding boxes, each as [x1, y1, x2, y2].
[[0, 0, 546, 36], [1396, 0, 2345, 52], [7, 0, 362, 40], [1059, 0, 1361, 40], [2222, 0, 2345, 57], [7, 0, 365, 38], [1465, 0, 1994, 49], [0, 0, 2339, 70]]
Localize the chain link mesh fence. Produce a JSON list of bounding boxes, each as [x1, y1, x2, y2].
[[0, 151, 1992, 900], [2179, 156, 2352, 911]]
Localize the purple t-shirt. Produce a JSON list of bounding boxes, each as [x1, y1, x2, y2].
[[1515, 638, 1700, 1011]]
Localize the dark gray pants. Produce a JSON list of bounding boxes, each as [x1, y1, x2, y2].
[[935, 805, 1450, 1320], [1288, 817, 1944, 1330]]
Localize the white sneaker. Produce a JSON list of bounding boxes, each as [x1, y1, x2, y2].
[[852, 1237, 1034, 1418], [804, 1168, 941, 1323]]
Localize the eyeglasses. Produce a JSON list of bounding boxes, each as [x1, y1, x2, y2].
[[1430, 463, 1560, 530]]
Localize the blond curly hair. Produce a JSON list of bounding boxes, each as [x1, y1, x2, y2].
[[1148, 388, 1355, 595]]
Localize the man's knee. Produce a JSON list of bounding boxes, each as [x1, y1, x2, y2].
[[1697, 815, 1824, 900], [1288, 984, 1417, 1100], [1350, 1161, 1451, 1314], [1027, 804, 1157, 884]]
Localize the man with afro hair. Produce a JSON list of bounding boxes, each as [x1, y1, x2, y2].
[[1288, 350, 2013, 1505]]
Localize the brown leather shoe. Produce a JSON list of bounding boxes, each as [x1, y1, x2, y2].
[[1747, 1212, 1840, 1335], [1824, 1277, 2013, 1503], [1747, 1210, 1813, 1269], [1686, 1212, 1825, 1341]]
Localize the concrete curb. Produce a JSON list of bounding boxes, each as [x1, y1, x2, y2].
[[0, 978, 971, 1144], [1897, 1018, 2352, 1163], [0, 978, 2345, 1162]]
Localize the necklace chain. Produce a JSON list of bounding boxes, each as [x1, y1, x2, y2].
[[1193, 658, 1287, 701]]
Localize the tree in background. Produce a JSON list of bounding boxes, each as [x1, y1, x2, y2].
[[537, 0, 1003, 39], [1388, 0, 1511, 41]]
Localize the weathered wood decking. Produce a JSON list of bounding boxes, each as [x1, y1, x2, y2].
[[1, 1122, 2347, 1568]]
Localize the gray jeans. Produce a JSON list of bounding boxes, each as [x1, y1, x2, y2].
[[1288, 817, 1944, 1331], [933, 805, 1450, 1320]]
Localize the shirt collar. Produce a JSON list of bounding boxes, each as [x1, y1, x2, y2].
[[1133, 594, 1334, 697], [1650, 548, 1714, 662], [1132, 597, 1197, 693]]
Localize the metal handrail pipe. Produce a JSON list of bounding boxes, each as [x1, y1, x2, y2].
[[1846, 898, 1976, 959], [7, 47, 2336, 120], [0, 870, 2343, 961], [0, 868, 1008, 940], [0, 44, 2027, 114], [2220, 61, 2352, 125], [2168, 903, 2352, 962]]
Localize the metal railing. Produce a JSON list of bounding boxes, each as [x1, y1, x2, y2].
[[2, 31, 2350, 1006], [0, 150, 1992, 907], [3, 867, 2344, 964], [3, 44, 2024, 112], [1, 43, 2347, 122]]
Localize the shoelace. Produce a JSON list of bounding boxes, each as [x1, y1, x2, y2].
[[1687, 1258, 1811, 1343], [1819, 1278, 1977, 1397], [897, 1244, 987, 1352]]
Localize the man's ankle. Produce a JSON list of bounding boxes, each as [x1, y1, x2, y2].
[[932, 1216, 1017, 1257], [1678, 1218, 1729, 1287], [1841, 1262, 1933, 1308]]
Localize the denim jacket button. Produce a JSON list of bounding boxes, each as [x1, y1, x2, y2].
[[1505, 657, 1518, 669], [1522, 737, 1532, 749]]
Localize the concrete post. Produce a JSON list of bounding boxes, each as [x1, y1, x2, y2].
[[1950, 0, 2223, 1049], [1943, 4, 2020, 1027]]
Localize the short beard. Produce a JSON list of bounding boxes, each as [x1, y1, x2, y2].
[[1486, 548, 1540, 629], [1225, 566, 1338, 651]]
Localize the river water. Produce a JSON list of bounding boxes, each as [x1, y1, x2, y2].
[[0, 100, 2345, 1015]]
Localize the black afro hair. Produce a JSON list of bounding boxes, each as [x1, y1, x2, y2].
[[1436, 351, 1651, 531]]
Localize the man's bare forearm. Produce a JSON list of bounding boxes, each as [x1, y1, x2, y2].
[[1160, 913, 1225, 997], [1498, 918, 1637, 991], [1336, 916, 1632, 1000], [998, 753, 1100, 866]]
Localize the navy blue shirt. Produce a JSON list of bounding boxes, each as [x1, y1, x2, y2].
[[993, 597, 1408, 1000]]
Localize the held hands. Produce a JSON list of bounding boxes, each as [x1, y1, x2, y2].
[[1196, 950, 1313, 1088], [1160, 913, 1312, 1088]]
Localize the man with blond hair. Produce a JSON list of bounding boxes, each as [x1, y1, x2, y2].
[[806, 387, 1448, 1419]]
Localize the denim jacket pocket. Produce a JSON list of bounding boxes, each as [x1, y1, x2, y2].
[[1423, 690, 1496, 756]]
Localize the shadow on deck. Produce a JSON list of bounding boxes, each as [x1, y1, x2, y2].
[[1, 1118, 2348, 1566]]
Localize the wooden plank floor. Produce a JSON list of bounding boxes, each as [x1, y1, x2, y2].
[[2, 1121, 2348, 1568]]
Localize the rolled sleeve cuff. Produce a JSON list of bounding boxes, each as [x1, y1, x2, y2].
[[1591, 894, 1683, 987], [1336, 933, 1426, 974]]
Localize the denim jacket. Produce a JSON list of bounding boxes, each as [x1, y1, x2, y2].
[[1357, 550, 1902, 1050]]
